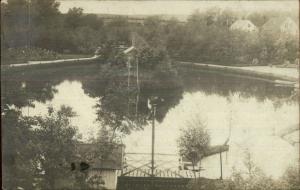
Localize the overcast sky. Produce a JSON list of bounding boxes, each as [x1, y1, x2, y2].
[[57, 0, 298, 15]]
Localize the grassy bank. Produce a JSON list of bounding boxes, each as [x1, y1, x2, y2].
[[1, 47, 92, 65]]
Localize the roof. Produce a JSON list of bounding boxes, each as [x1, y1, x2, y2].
[[76, 143, 124, 170], [262, 17, 298, 34], [230, 20, 257, 32], [123, 46, 136, 54]]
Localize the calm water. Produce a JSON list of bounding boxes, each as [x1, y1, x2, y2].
[[2, 63, 298, 179]]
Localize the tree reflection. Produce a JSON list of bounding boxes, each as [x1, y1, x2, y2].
[[2, 62, 296, 136], [81, 64, 184, 134], [177, 67, 298, 104], [2, 74, 58, 109]]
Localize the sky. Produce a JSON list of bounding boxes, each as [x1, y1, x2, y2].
[[57, 0, 299, 16]]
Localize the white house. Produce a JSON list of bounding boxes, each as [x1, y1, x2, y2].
[[262, 17, 299, 37], [230, 20, 258, 33], [76, 143, 125, 190]]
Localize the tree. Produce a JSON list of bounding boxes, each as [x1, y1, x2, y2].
[[105, 17, 130, 45], [1, 0, 29, 47], [177, 119, 210, 178], [82, 14, 104, 30], [2, 109, 37, 190], [137, 46, 170, 69], [30, 0, 60, 27], [33, 105, 77, 189], [65, 7, 84, 29], [230, 149, 279, 190]]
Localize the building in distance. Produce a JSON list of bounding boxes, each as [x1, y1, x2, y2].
[[261, 17, 299, 37], [230, 19, 258, 33]]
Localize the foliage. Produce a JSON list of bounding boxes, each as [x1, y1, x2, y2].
[[32, 105, 77, 189], [137, 47, 170, 69], [1, 0, 107, 55], [64, 7, 84, 29], [177, 119, 210, 165], [105, 17, 131, 44], [96, 126, 122, 159], [1, 47, 60, 64], [279, 166, 300, 190], [1, 1, 298, 65], [1, 105, 80, 190], [188, 149, 300, 190], [2, 109, 37, 190]]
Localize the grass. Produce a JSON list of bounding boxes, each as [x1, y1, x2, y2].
[[56, 54, 93, 60], [1, 47, 92, 65]]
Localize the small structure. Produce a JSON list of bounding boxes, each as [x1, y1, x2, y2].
[[230, 20, 258, 33], [262, 17, 299, 37], [76, 143, 125, 190], [179, 145, 229, 179]]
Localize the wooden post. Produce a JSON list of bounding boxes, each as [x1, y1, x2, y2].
[[121, 149, 124, 175], [220, 152, 223, 180], [151, 105, 156, 177]]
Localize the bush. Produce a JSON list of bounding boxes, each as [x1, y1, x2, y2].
[[1, 47, 60, 64]]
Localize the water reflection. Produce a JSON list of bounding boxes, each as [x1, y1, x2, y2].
[[80, 65, 183, 134], [177, 67, 297, 103], [124, 91, 298, 178], [2, 64, 298, 178]]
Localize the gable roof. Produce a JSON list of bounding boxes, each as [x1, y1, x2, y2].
[[230, 20, 258, 32], [262, 17, 298, 34], [123, 46, 135, 54], [76, 143, 124, 170]]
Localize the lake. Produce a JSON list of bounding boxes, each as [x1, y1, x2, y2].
[[3, 63, 298, 179]]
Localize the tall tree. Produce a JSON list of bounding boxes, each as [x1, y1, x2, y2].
[[2, 109, 37, 190], [177, 119, 210, 177], [33, 106, 77, 189], [65, 7, 84, 29], [30, 0, 60, 27]]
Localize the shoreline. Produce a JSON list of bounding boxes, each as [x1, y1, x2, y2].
[[1, 55, 100, 71], [176, 61, 299, 88], [3, 58, 299, 88]]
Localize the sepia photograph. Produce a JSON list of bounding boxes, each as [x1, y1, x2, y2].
[[1, 0, 299, 189]]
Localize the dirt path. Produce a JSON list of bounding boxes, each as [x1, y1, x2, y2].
[[7, 55, 100, 68], [178, 61, 299, 85]]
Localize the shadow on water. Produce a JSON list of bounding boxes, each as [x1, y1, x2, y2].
[[177, 66, 297, 104], [2, 63, 297, 132], [2, 63, 184, 133]]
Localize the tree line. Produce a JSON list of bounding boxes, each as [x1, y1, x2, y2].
[[1, 0, 298, 66]]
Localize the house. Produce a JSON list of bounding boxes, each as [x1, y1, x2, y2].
[[230, 20, 258, 33], [262, 17, 299, 37], [76, 143, 125, 190]]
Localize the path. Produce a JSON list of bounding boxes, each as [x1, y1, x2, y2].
[[7, 55, 100, 68], [178, 61, 299, 85]]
